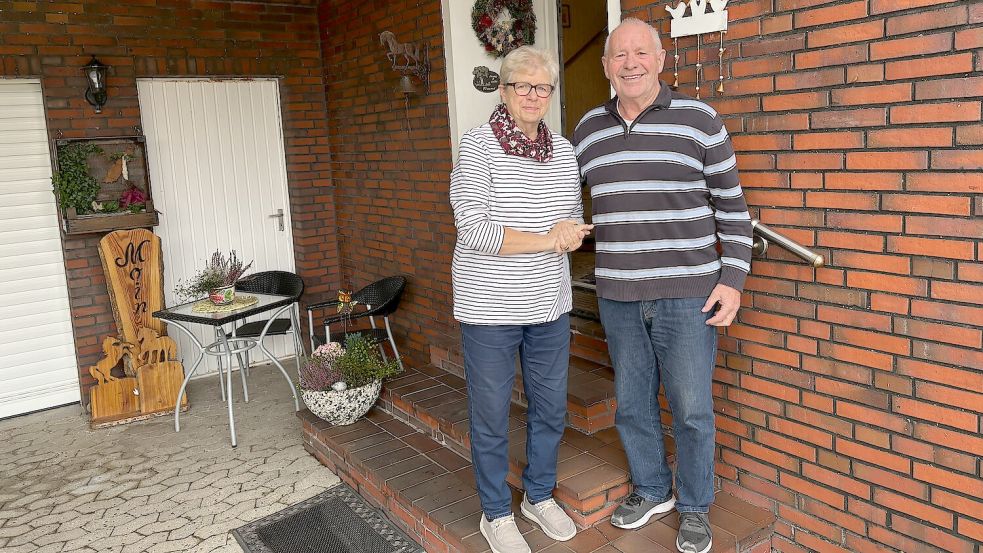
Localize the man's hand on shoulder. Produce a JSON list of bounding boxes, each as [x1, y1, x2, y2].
[[702, 284, 741, 327]]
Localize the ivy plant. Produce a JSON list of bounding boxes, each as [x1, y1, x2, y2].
[[52, 142, 103, 214]]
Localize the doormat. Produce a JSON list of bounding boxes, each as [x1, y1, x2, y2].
[[231, 483, 424, 553]]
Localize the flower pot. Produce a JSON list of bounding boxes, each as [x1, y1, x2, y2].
[[301, 379, 382, 426], [208, 285, 235, 305]]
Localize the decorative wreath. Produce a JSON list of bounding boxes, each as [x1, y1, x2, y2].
[[472, 0, 536, 58]]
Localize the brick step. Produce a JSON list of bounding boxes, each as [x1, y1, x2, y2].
[[301, 406, 776, 553], [432, 350, 619, 435], [380, 364, 634, 528]]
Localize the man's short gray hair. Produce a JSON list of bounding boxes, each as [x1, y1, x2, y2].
[[604, 17, 663, 57], [499, 46, 560, 86]]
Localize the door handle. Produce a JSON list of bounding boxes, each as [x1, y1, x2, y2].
[[269, 209, 284, 231]]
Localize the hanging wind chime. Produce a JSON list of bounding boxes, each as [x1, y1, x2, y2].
[[666, 0, 729, 99]]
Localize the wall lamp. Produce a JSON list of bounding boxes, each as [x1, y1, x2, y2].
[[82, 55, 109, 113]]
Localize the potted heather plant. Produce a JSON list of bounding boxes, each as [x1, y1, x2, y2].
[[299, 333, 402, 425], [174, 250, 253, 305]]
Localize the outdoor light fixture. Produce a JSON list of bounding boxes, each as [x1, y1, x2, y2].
[[82, 55, 109, 113]]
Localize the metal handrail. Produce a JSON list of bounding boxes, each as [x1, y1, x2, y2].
[[751, 219, 825, 267]]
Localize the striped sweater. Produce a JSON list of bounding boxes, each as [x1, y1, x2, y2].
[[572, 83, 753, 302], [450, 123, 584, 325]]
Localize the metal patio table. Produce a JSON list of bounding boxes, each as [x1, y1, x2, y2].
[[153, 292, 301, 447]]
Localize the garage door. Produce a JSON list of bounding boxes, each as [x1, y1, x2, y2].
[[0, 79, 81, 418]]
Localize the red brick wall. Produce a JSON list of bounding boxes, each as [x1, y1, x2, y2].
[[0, 0, 339, 400], [622, 0, 983, 551], [317, 0, 458, 369]]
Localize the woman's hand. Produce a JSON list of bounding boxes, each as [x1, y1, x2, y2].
[[548, 220, 594, 253]]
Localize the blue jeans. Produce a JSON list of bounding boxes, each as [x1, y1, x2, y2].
[[598, 297, 717, 513], [462, 314, 570, 519]]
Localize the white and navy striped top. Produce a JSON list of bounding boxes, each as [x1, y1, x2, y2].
[[573, 84, 753, 302], [450, 123, 584, 325]]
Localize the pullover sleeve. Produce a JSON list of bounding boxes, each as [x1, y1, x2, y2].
[[570, 198, 585, 224], [704, 119, 753, 292], [449, 131, 505, 255]]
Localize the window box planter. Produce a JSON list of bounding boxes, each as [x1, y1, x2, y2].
[[53, 136, 159, 236], [64, 201, 159, 235]]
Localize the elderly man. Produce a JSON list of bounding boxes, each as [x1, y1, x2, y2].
[[572, 18, 752, 553]]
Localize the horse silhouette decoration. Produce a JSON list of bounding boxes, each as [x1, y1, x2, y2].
[[380, 31, 422, 69]]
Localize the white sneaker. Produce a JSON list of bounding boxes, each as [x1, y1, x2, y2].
[[520, 494, 577, 541], [480, 513, 531, 553]]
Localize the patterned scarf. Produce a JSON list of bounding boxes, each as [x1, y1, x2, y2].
[[489, 103, 553, 162]]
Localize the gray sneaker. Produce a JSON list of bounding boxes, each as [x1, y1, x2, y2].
[[676, 512, 712, 553], [610, 492, 676, 529], [480, 513, 531, 553]]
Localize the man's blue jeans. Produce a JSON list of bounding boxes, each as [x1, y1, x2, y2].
[[598, 297, 717, 513], [461, 314, 570, 519]]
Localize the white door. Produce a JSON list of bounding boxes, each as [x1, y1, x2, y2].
[[0, 79, 81, 418], [137, 78, 297, 376]]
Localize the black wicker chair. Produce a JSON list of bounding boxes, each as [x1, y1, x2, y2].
[[306, 275, 406, 370], [215, 271, 305, 384]]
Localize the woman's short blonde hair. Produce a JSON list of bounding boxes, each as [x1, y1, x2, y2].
[[499, 46, 559, 86]]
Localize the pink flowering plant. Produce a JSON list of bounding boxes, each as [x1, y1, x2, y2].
[[299, 342, 345, 391], [299, 334, 402, 391], [173, 250, 253, 301], [119, 184, 146, 211]]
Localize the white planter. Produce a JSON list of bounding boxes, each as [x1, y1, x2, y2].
[[301, 380, 382, 426]]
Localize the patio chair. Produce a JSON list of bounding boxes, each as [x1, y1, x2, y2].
[[214, 271, 305, 397], [306, 275, 406, 371]]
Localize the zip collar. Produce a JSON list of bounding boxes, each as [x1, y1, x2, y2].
[[604, 80, 673, 130]]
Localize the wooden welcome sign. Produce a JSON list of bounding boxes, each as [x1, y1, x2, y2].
[[98, 228, 165, 344], [89, 230, 187, 427]]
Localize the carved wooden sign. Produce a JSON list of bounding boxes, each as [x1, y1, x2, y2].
[[98, 229, 165, 346], [91, 229, 188, 428]]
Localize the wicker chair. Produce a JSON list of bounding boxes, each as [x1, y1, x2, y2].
[[306, 276, 406, 370], [214, 271, 305, 390]]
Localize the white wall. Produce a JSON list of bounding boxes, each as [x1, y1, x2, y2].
[[441, 0, 560, 158], [441, 0, 622, 159]]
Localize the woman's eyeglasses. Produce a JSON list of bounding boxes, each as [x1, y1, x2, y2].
[[505, 82, 555, 98]]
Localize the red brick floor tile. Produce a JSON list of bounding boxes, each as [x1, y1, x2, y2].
[[344, 431, 395, 453], [361, 446, 416, 469], [416, 390, 466, 410], [388, 463, 448, 493], [415, 481, 477, 515], [559, 463, 629, 499], [430, 495, 484, 528], [334, 424, 384, 445], [557, 453, 606, 480], [563, 527, 610, 553], [590, 443, 629, 471], [378, 412, 417, 436], [429, 445, 472, 472], [374, 455, 431, 480], [402, 431, 444, 453]]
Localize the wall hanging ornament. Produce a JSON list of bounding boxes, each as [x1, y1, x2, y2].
[[473, 66, 502, 92], [379, 31, 430, 95], [472, 0, 536, 58], [666, 0, 729, 99]]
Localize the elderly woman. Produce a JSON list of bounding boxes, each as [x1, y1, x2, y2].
[[450, 46, 591, 553]]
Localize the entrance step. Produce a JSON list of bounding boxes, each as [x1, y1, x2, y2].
[[427, 351, 619, 436], [301, 406, 775, 553], [380, 364, 633, 527]]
